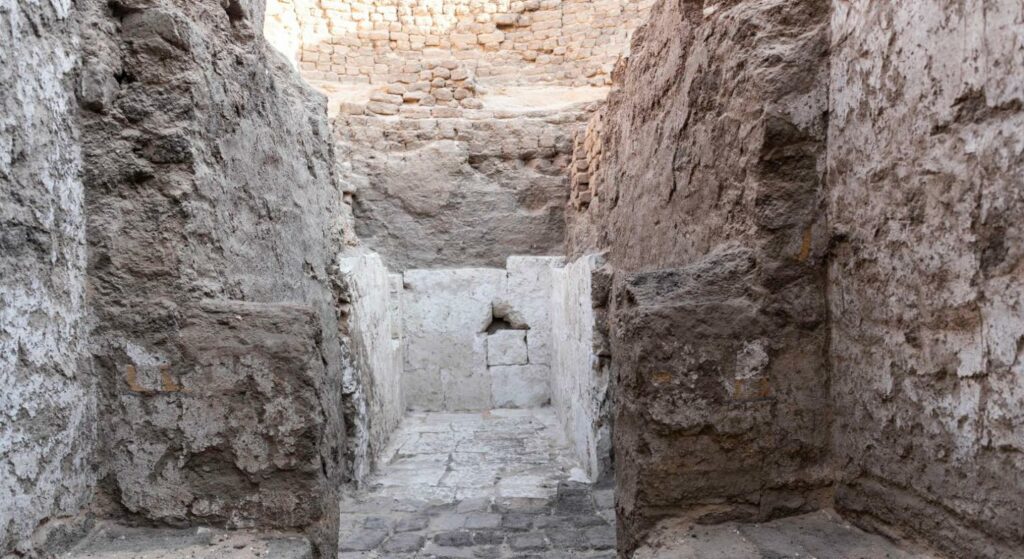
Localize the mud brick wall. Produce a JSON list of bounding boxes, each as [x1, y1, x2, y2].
[[267, 0, 653, 87]]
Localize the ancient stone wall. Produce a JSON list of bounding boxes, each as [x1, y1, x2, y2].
[[565, 0, 833, 554], [549, 254, 613, 483], [335, 252, 406, 483], [267, 0, 653, 87], [827, 2, 1024, 557], [401, 257, 563, 411], [337, 106, 593, 269], [76, 0, 348, 552], [0, 3, 95, 556]]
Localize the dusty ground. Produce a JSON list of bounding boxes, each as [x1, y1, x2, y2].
[[60, 524, 312, 559], [633, 511, 940, 559]]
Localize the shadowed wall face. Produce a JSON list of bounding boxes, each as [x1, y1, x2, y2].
[[564, 0, 833, 554], [77, 0, 348, 552]]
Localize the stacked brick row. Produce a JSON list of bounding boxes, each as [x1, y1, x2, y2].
[[334, 103, 595, 154], [364, 59, 483, 115], [569, 108, 602, 209], [267, 0, 652, 87]]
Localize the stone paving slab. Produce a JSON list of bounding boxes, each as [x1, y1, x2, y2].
[[339, 409, 614, 558], [58, 523, 312, 559]]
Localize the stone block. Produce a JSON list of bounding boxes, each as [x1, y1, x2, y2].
[[487, 330, 528, 366], [367, 101, 399, 115], [109, 301, 332, 528], [491, 364, 549, 408]]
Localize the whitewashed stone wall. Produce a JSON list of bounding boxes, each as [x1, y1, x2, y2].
[[402, 257, 563, 411], [336, 253, 405, 480], [550, 254, 612, 481]]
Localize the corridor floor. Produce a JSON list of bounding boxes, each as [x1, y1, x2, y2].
[[337, 408, 617, 558]]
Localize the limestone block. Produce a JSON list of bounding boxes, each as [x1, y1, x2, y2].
[[550, 254, 612, 482], [402, 268, 507, 411], [370, 91, 403, 104], [367, 101, 399, 115], [336, 253, 406, 478], [504, 256, 564, 366], [487, 330, 528, 366], [491, 365, 549, 408]]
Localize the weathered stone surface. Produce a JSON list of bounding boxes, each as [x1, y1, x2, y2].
[[827, 2, 1024, 558], [337, 409, 616, 557], [502, 256, 564, 367], [566, 0, 833, 554], [336, 113, 588, 270], [265, 0, 651, 88], [76, 0, 349, 553], [336, 253, 405, 482], [103, 301, 328, 526], [550, 254, 613, 482], [0, 3, 94, 556]]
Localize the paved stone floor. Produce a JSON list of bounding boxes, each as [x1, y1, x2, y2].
[[337, 408, 616, 558]]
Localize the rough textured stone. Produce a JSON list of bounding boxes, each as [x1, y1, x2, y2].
[[337, 113, 587, 270], [60, 523, 313, 559], [76, 0, 349, 553], [0, 3, 94, 556], [827, 2, 1024, 558], [566, 0, 833, 554], [265, 0, 652, 88], [102, 301, 329, 527], [565, 0, 835, 548]]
